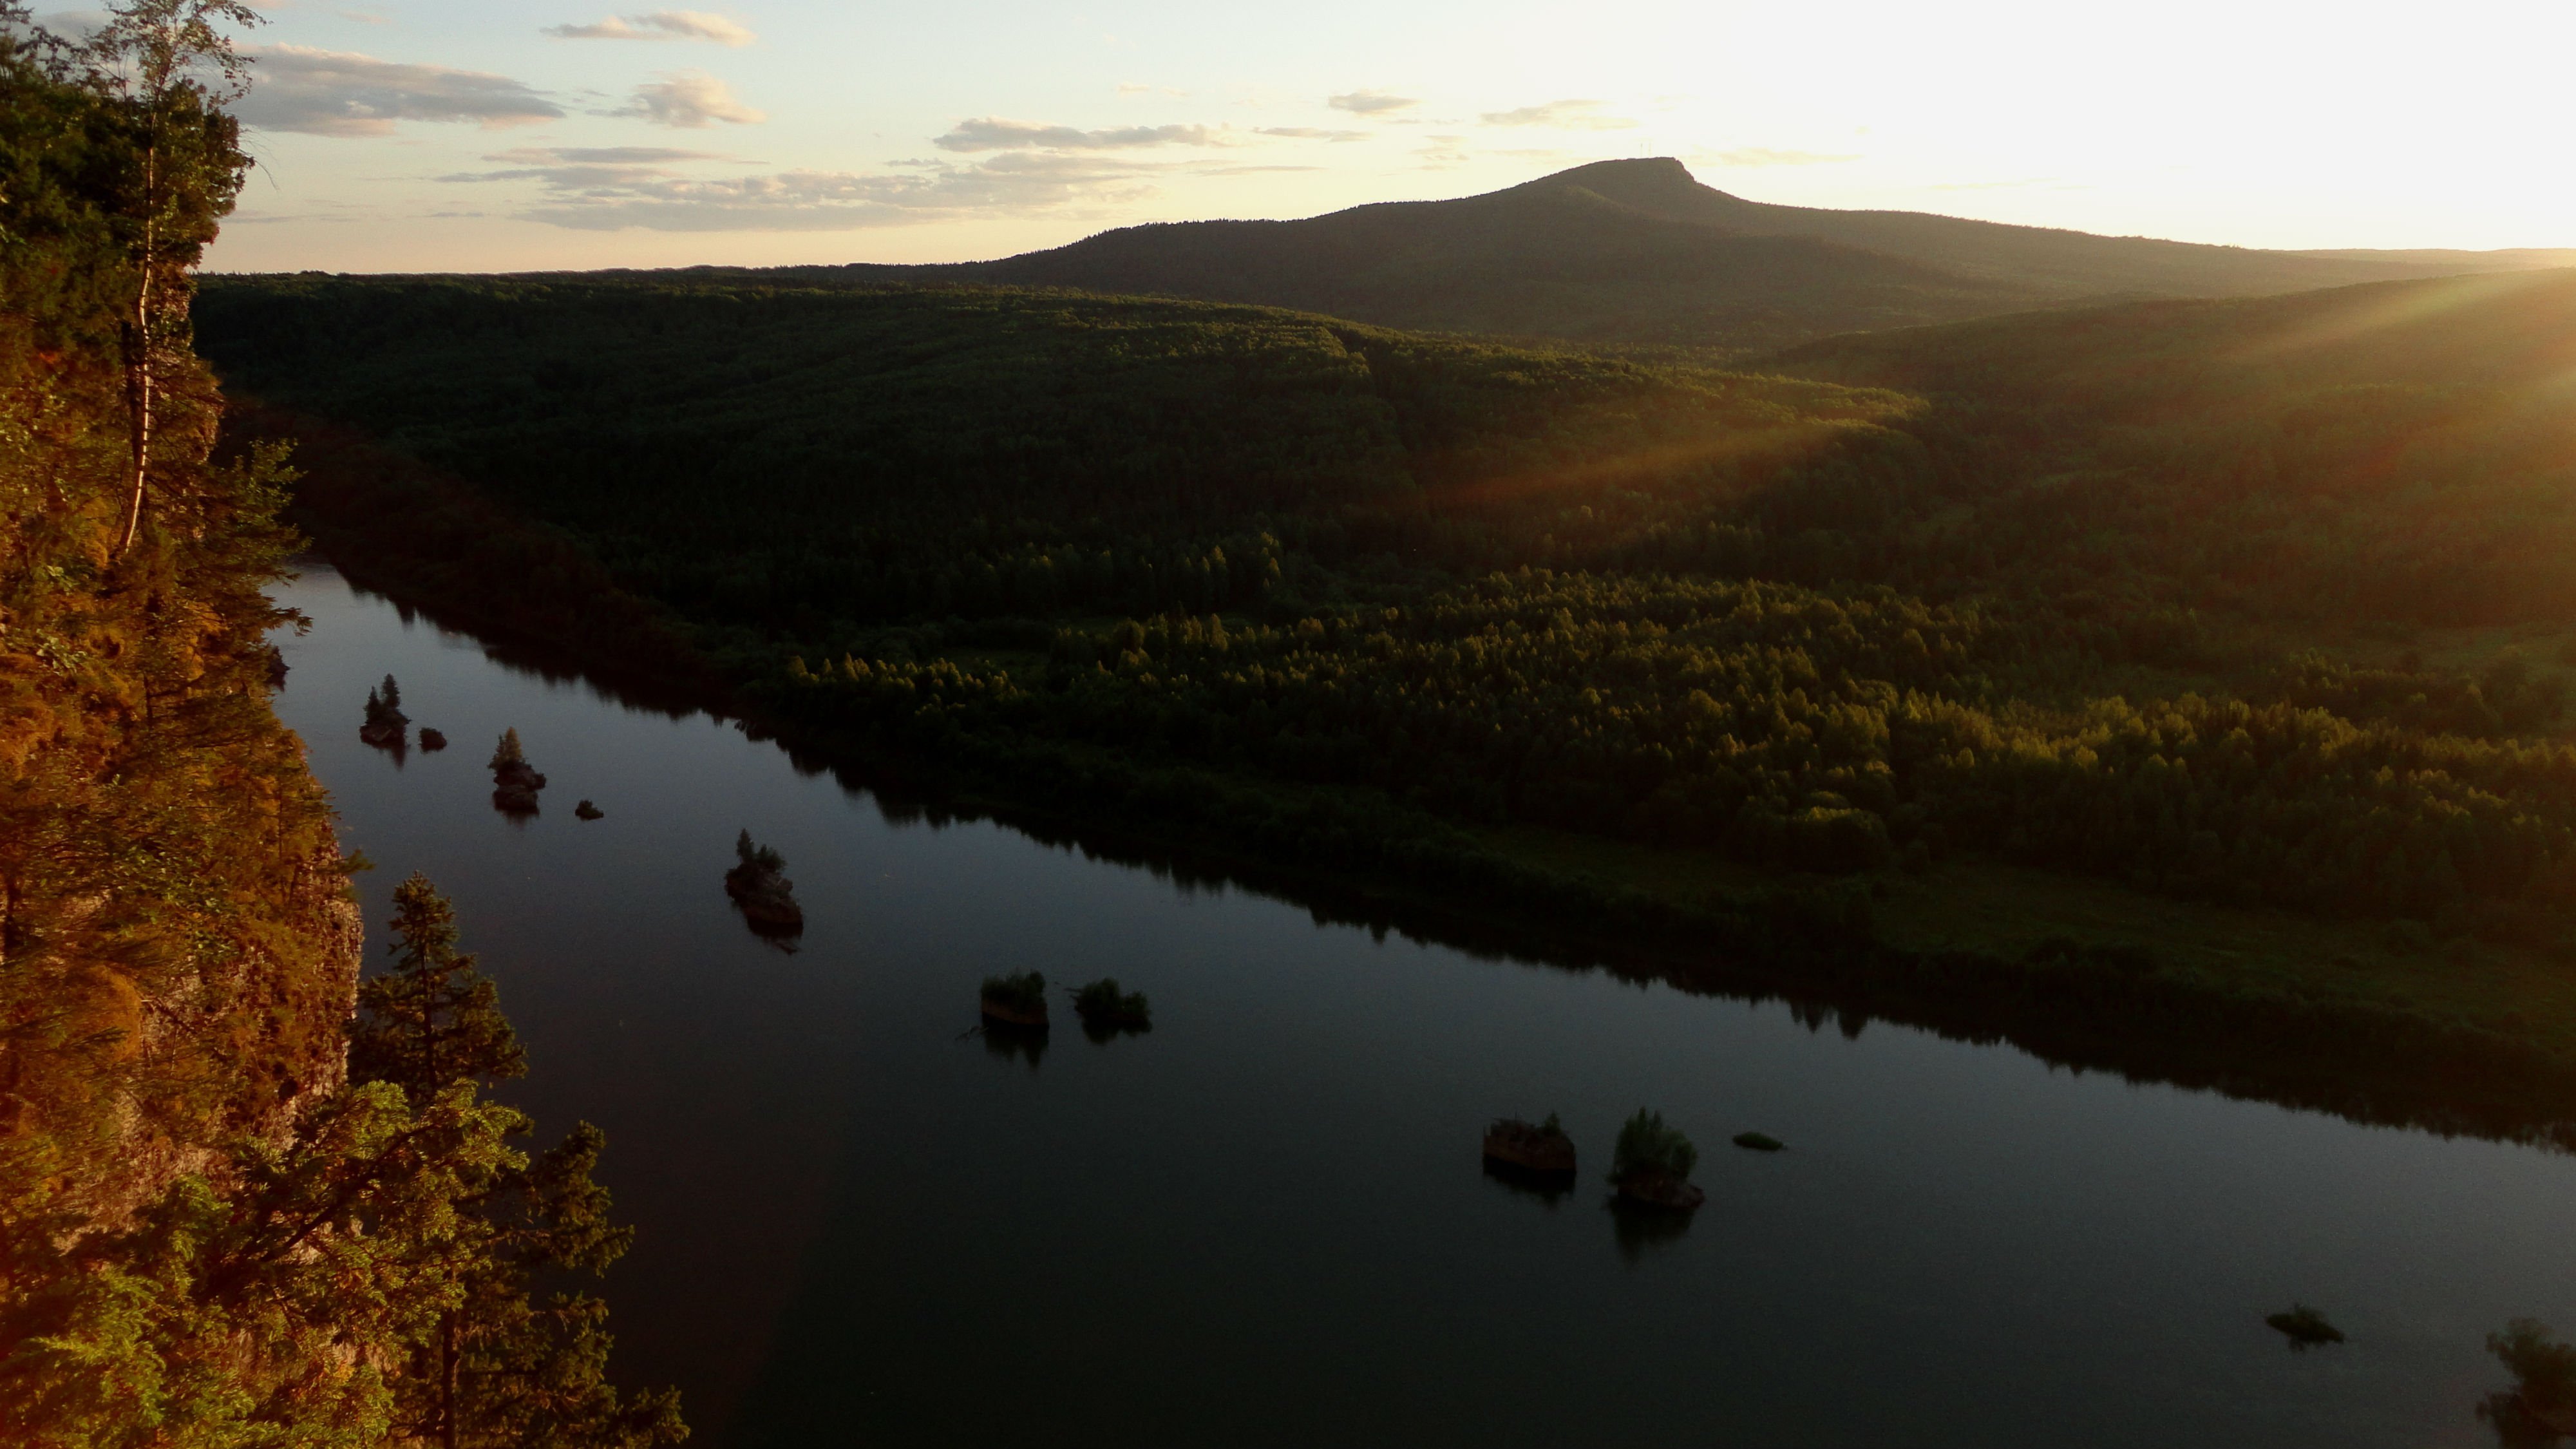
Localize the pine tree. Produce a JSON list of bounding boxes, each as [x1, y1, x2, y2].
[[348, 875, 681, 1448], [491, 726, 527, 772], [351, 872, 524, 1100]]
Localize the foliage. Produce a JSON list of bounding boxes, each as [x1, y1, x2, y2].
[[1610, 1108, 1697, 1183], [1072, 977, 1150, 1027], [983, 971, 1046, 1016], [491, 726, 527, 771], [0, 14, 680, 1444]]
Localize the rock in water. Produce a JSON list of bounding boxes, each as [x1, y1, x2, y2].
[[575, 799, 603, 820], [418, 728, 448, 751]]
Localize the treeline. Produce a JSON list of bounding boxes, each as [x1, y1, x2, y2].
[[778, 570, 2576, 937], [0, 11, 677, 1444]]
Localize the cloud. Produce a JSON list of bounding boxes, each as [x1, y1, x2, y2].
[[1708, 147, 1860, 167], [1329, 90, 1417, 116], [1415, 133, 1469, 169], [235, 44, 562, 136], [544, 10, 755, 44], [484, 145, 738, 164], [934, 117, 1221, 152], [614, 71, 764, 127], [1253, 126, 1367, 142], [451, 149, 1167, 231], [1478, 99, 1638, 131]]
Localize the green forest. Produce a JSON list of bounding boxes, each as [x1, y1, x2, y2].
[[0, 8, 677, 1444], [193, 261, 2576, 1075]]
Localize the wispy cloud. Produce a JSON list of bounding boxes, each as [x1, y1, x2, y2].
[[544, 10, 754, 44], [933, 118, 1222, 152], [1253, 126, 1368, 142], [1415, 133, 1469, 169], [236, 44, 561, 136], [1329, 90, 1417, 116], [1479, 99, 1637, 131], [493, 151, 1167, 231], [484, 146, 739, 165], [1708, 147, 1860, 167], [613, 71, 764, 127]]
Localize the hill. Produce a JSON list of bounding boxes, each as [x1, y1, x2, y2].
[[783, 158, 2576, 352], [1772, 267, 2576, 628]]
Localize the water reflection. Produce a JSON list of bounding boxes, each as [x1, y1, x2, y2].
[[1608, 1197, 1696, 1262], [277, 562, 2576, 1448], [1481, 1159, 1575, 1207], [979, 1023, 1049, 1070]]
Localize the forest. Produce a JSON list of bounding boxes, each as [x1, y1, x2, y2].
[[0, 9, 677, 1444], [196, 265, 2576, 969]]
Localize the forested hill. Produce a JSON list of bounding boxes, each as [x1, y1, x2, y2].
[[775, 158, 2576, 352], [1772, 267, 2576, 627], [195, 274, 1913, 632]]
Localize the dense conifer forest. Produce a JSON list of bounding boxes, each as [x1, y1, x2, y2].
[[0, 8, 678, 1443], [195, 260, 2576, 1088]]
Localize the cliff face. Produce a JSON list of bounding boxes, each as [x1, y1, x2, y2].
[[0, 8, 356, 1291]]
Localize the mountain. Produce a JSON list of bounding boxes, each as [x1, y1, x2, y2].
[[799, 158, 2576, 352]]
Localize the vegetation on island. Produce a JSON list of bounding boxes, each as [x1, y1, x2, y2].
[[1072, 976, 1152, 1032], [1483, 1113, 1577, 1177], [723, 830, 802, 938], [981, 970, 1050, 1027], [490, 725, 547, 814], [0, 9, 680, 1442], [362, 670, 408, 746], [1732, 1132, 1785, 1152]]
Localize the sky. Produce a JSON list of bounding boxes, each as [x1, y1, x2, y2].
[[93, 0, 2576, 273]]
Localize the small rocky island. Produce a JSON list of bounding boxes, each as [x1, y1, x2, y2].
[[488, 727, 547, 814], [1072, 977, 1151, 1036], [2266, 1304, 2344, 1349], [359, 673, 408, 749], [1484, 1115, 1577, 1179], [575, 799, 604, 820], [981, 971, 1049, 1029], [724, 830, 804, 938], [417, 727, 448, 751], [1610, 1108, 1705, 1211]]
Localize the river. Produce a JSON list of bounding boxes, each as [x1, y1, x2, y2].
[[269, 560, 2573, 1447]]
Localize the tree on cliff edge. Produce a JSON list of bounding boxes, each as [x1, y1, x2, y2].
[[350, 873, 680, 1449]]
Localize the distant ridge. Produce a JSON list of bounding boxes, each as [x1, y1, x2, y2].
[[797, 158, 2575, 352]]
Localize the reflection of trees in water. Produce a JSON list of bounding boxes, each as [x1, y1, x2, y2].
[[1609, 1198, 1694, 1263], [981, 1024, 1048, 1071], [370, 581, 2576, 1153], [2479, 1320, 2576, 1446], [1481, 1160, 1573, 1208]]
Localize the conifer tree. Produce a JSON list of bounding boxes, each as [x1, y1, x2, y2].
[[492, 726, 527, 771], [346, 875, 679, 1448], [352, 872, 524, 1098]]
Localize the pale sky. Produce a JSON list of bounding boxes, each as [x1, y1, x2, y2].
[[161, 0, 2576, 273]]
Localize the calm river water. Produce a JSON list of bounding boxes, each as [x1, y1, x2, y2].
[[270, 562, 2573, 1447]]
